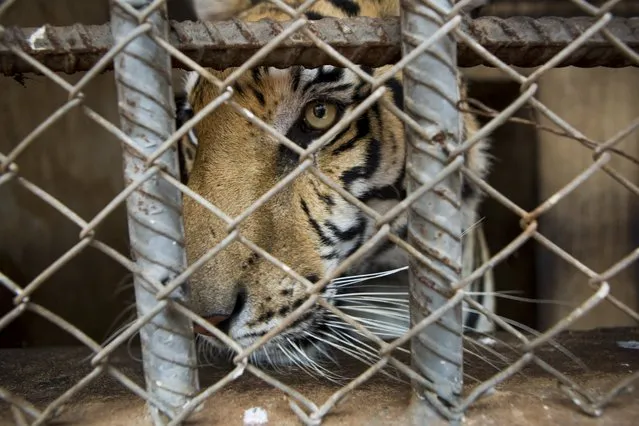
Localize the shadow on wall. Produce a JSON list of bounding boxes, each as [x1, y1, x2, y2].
[[0, 0, 198, 348], [467, 78, 540, 330], [0, 1, 127, 348]]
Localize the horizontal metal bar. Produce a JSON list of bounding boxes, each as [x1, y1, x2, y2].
[[0, 16, 638, 77]]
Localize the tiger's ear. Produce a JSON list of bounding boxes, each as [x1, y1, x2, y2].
[[175, 93, 198, 184], [192, 0, 260, 21]]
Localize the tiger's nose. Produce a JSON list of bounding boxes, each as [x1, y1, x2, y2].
[[193, 290, 246, 335], [193, 315, 229, 336]]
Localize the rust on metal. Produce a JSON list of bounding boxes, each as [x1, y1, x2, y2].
[[0, 16, 638, 77]]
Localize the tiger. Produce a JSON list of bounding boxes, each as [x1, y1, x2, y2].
[[176, 0, 493, 369]]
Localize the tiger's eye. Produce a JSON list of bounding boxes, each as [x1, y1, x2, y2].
[[304, 101, 338, 130]]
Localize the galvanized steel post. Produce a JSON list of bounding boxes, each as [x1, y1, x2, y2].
[[401, 0, 464, 424], [110, 0, 199, 424]]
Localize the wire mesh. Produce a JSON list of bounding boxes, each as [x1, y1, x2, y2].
[[0, 0, 638, 425]]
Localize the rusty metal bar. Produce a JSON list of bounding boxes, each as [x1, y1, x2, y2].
[[0, 16, 638, 77], [402, 0, 464, 424], [110, 0, 199, 424]]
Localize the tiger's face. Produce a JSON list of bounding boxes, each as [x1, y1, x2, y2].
[[180, 0, 490, 366], [182, 64, 409, 362]]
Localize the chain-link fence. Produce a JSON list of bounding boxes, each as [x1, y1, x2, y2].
[[1, 0, 638, 425]]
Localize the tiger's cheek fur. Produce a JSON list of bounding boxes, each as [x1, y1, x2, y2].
[[184, 70, 327, 324]]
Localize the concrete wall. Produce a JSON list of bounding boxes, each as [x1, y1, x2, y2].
[[0, 1, 129, 347], [536, 67, 639, 329]]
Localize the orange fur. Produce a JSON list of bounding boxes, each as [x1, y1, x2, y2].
[[180, 0, 491, 356]]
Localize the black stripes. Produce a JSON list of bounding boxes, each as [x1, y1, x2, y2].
[[360, 167, 406, 202], [303, 67, 345, 93], [330, 113, 370, 156], [233, 82, 245, 97], [360, 66, 374, 76], [301, 193, 368, 264], [385, 77, 404, 111], [291, 66, 302, 92], [175, 94, 194, 184], [312, 183, 335, 209], [280, 67, 354, 172], [251, 87, 266, 106], [327, 0, 360, 16], [175, 93, 192, 128], [301, 197, 365, 248], [325, 214, 366, 242], [301, 198, 333, 246], [305, 274, 320, 284], [340, 138, 381, 189], [320, 251, 340, 261], [305, 11, 325, 20], [251, 67, 264, 85]]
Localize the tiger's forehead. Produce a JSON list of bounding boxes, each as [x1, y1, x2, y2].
[[267, 65, 361, 88], [185, 65, 362, 103], [184, 64, 363, 139]]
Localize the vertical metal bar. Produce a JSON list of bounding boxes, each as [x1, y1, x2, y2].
[[401, 1, 463, 424], [110, 0, 199, 424]]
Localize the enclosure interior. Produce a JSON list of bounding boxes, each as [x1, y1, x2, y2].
[[1, 0, 638, 424]]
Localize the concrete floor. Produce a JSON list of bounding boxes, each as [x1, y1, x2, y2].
[[1, 328, 638, 425]]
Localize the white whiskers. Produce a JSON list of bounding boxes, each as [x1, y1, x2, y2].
[[107, 264, 586, 386], [328, 266, 409, 288], [320, 266, 588, 383]]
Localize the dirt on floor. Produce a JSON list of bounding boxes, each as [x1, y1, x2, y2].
[[0, 328, 638, 425]]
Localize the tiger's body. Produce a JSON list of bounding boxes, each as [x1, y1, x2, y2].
[[178, 0, 493, 368]]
